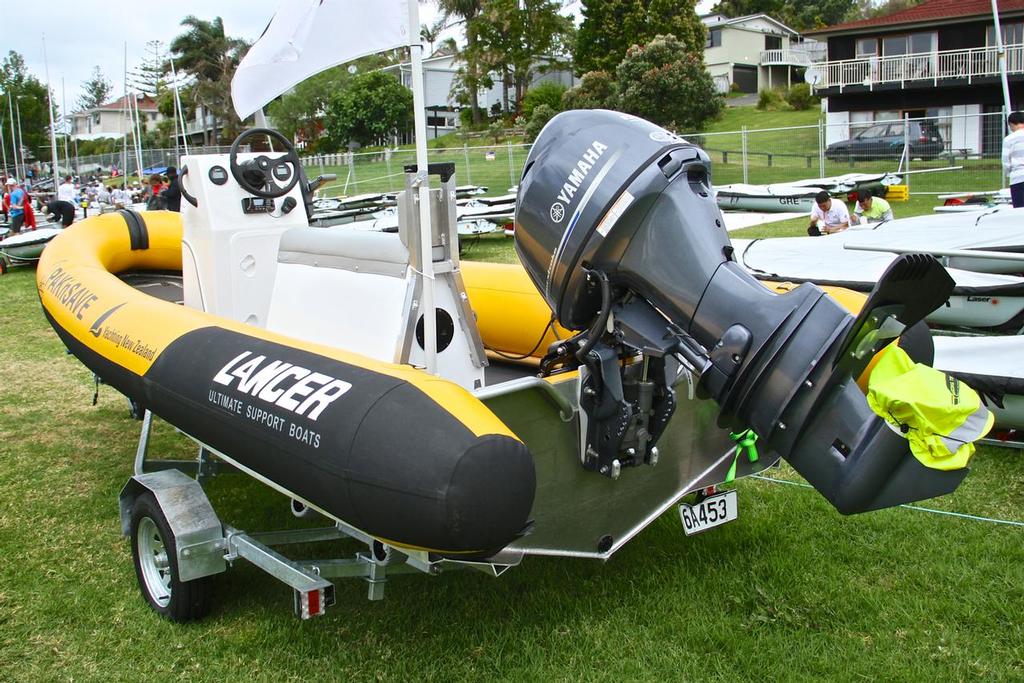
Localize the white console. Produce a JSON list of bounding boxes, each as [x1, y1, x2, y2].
[[180, 152, 309, 326]]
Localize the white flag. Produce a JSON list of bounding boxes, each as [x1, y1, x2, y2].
[[232, 0, 410, 120]]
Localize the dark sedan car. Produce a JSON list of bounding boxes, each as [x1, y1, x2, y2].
[[826, 121, 944, 161]]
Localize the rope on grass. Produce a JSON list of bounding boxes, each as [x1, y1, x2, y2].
[[750, 474, 1024, 529]]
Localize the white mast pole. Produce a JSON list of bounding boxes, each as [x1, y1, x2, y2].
[[132, 91, 145, 177], [0, 111, 7, 178], [8, 94, 19, 179], [62, 77, 71, 175], [122, 44, 129, 189], [42, 36, 60, 179], [170, 58, 190, 156], [992, 0, 1014, 126], [408, 0, 437, 374]]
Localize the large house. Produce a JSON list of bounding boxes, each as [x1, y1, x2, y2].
[[702, 13, 826, 94], [383, 54, 577, 139], [70, 95, 164, 141], [806, 0, 1024, 154]]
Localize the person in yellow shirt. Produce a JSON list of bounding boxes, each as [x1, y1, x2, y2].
[[854, 189, 894, 224]]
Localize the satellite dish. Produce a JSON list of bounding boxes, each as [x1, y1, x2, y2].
[[804, 68, 822, 86]]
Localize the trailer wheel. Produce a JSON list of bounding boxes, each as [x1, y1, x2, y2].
[[130, 492, 212, 622]]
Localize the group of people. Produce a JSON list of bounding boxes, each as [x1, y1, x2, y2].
[[1, 167, 182, 236], [807, 189, 894, 236]]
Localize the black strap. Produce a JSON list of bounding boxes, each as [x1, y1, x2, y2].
[[118, 209, 150, 251]]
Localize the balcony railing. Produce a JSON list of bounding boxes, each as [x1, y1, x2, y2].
[[760, 44, 827, 66], [811, 43, 1024, 90]]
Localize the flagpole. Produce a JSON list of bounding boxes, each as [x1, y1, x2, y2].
[[408, 0, 437, 375], [992, 0, 1014, 126], [43, 36, 61, 179]]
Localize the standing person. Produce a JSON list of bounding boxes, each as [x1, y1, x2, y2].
[[161, 167, 182, 212], [146, 174, 166, 210], [853, 189, 894, 224], [807, 190, 851, 236], [57, 175, 76, 204], [6, 178, 26, 235], [96, 183, 111, 206], [1003, 111, 1024, 208]]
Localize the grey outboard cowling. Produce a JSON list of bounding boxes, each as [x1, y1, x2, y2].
[[516, 110, 967, 514]]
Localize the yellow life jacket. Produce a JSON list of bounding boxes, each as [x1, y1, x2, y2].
[[867, 345, 994, 471]]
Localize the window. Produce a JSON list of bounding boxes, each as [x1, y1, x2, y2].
[[765, 35, 782, 51], [706, 29, 722, 49], [857, 123, 890, 138], [987, 22, 1024, 46], [856, 38, 877, 58]]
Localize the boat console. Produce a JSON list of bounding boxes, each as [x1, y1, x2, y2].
[[179, 130, 486, 390]]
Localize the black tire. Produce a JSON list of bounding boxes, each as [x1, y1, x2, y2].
[[130, 492, 212, 622]]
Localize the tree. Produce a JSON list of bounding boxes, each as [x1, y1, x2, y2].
[[524, 103, 556, 142], [712, 0, 855, 31], [471, 0, 574, 113], [438, 0, 485, 125], [574, 0, 705, 75], [323, 71, 413, 149], [78, 67, 113, 111], [616, 35, 723, 132], [561, 70, 617, 110], [1, 51, 58, 164], [129, 40, 166, 99], [169, 16, 249, 144], [421, 20, 443, 55], [267, 54, 394, 152]]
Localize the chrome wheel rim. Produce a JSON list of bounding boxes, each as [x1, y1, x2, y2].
[[137, 517, 172, 607]]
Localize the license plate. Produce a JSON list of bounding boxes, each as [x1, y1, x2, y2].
[[679, 490, 737, 536]]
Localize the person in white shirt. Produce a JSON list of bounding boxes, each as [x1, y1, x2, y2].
[[56, 175, 77, 204], [110, 186, 128, 208], [1002, 111, 1024, 208], [96, 184, 111, 205], [807, 190, 851, 236]]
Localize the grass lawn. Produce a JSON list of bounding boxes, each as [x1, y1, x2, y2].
[[2, 214, 1023, 679]]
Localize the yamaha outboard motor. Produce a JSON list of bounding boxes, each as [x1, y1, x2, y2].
[[516, 110, 967, 513]]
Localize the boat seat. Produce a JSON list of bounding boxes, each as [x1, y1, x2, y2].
[[265, 227, 412, 362]]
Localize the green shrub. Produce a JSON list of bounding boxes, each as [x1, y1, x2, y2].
[[756, 88, 791, 111], [524, 104, 557, 142], [785, 83, 818, 111], [562, 70, 618, 110], [522, 81, 567, 119]]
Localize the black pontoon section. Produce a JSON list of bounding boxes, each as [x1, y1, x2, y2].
[[514, 110, 967, 514]]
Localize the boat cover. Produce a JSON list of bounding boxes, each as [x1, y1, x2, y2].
[[0, 227, 63, 249], [933, 335, 1024, 406], [733, 236, 1024, 296]]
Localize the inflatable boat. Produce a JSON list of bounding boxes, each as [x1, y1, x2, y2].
[[40, 113, 979, 576], [1, 227, 63, 263]]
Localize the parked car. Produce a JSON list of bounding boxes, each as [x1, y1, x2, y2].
[[826, 121, 944, 161]]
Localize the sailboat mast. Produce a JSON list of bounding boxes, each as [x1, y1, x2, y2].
[[43, 36, 61, 178]]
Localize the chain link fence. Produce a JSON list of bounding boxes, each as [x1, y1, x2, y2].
[[8, 111, 1005, 198], [301, 143, 531, 198], [684, 110, 1007, 195]]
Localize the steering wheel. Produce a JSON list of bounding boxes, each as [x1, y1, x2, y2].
[[229, 128, 301, 199]]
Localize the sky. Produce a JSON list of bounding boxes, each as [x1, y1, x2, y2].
[[4, 0, 444, 114]]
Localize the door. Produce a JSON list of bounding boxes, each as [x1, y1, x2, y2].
[[732, 65, 758, 93]]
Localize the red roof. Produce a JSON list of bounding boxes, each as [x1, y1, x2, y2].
[[95, 95, 159, 112], [807, 0, 1024, 35]]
